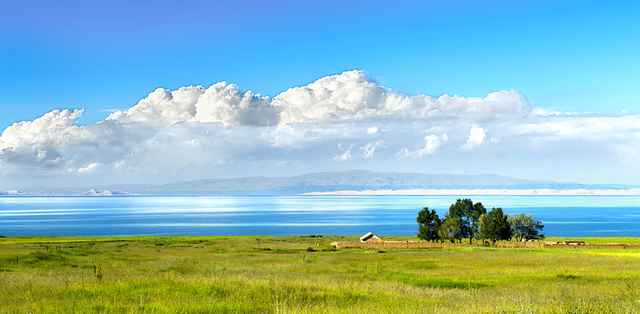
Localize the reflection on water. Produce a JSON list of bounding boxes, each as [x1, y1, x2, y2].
[[1, 195, 640, 237]]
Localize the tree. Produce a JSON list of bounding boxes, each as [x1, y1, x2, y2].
[[438, 216, 462, 243], [470, 201, 487, 242], [478, 207, 512, 244], [447, 198, 486, 244], [508, 213, 544, 241], [416, 207, 441, 242]]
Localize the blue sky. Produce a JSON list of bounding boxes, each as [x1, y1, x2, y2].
[[1, 0, 640, 188]]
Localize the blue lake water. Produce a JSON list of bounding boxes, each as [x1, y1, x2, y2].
[[1, 195, 640, 237]]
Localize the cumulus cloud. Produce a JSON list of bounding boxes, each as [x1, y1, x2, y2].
[[396, 134, 447, 158], [272, 71, 533, 124], [0, 109, 91, 167], [273, 71, 404, 124], [109, 84, 280, 126], [3, 70, 640, 186], [78, 162, 101, 174], [108, 86, 204, 126], [461, 126, 487, 151], [333, 144, 353, 161], [106, 70, 533, 128], [193, 83, 280, 126], [361, 140, 384, 159]]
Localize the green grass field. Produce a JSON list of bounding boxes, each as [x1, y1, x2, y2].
[[1, 235, 639, 313]]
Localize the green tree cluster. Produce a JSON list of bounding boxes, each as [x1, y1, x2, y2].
[[508, 213, 545, 241], [446, 198, 486, 244], [416, 199, 544, 245], [477, 207, 512, 244]]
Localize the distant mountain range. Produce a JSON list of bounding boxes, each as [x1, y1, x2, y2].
[[1, 170, 623, 196], [86, 170, 617, 195]]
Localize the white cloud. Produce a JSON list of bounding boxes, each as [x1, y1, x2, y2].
[[272, 71, 532, 125], [78, 162, 101, 174], [361, 140, 384, 159], [396, 134, 446, 158], [105, 70, 533, 128], [514, 115, 640, 140], [261, 124, 308, 148], [109, 84, 280, 126], [193, 83, 279, 126], [108, 86, 202, 126], [333, 144, 353, 161], [461, 126, 487, 151], [0, 109, 91, 167], [3, 70, 640, 186], [273, 71, 404, 124]]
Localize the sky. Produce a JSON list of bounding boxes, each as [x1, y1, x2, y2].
[[1, 0, 640, 189]]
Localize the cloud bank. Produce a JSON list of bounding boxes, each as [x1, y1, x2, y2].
[[106, 70, 533, 127], [1, 70, 640, 187]]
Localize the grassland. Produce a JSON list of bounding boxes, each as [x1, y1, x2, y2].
[[1, 235, 640, 313]]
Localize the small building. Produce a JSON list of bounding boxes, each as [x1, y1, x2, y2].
[[360, 232, 382, 243]]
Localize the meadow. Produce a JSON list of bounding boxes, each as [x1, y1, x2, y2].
[[1, 235, 640, 313]]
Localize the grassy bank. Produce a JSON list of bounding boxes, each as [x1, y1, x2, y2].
[[1, 235, 640, 313]]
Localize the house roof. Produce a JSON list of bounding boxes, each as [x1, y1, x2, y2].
[[360, 232, 377, 241]]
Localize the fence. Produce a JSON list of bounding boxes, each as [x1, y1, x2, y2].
[[332, 240, 640, 250]]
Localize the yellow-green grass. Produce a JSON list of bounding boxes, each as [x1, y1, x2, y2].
[[1, 236, 640, 313]]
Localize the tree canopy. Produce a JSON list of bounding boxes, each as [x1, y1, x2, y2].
[[447, 198, 486, 244], [508, 213, 544, 241], [438, 216, 462, 243], [416, 207, 441, 242], [478, 207, 512, 244]]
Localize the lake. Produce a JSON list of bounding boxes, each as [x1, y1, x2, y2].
[[1, 195, 640, 237]]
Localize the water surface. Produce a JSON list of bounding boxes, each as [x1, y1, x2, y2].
[[1, 195, 640, 237]]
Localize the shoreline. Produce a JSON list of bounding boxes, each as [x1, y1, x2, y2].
[[3, 188, 640, 197], [303, 188, 640, 196]]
